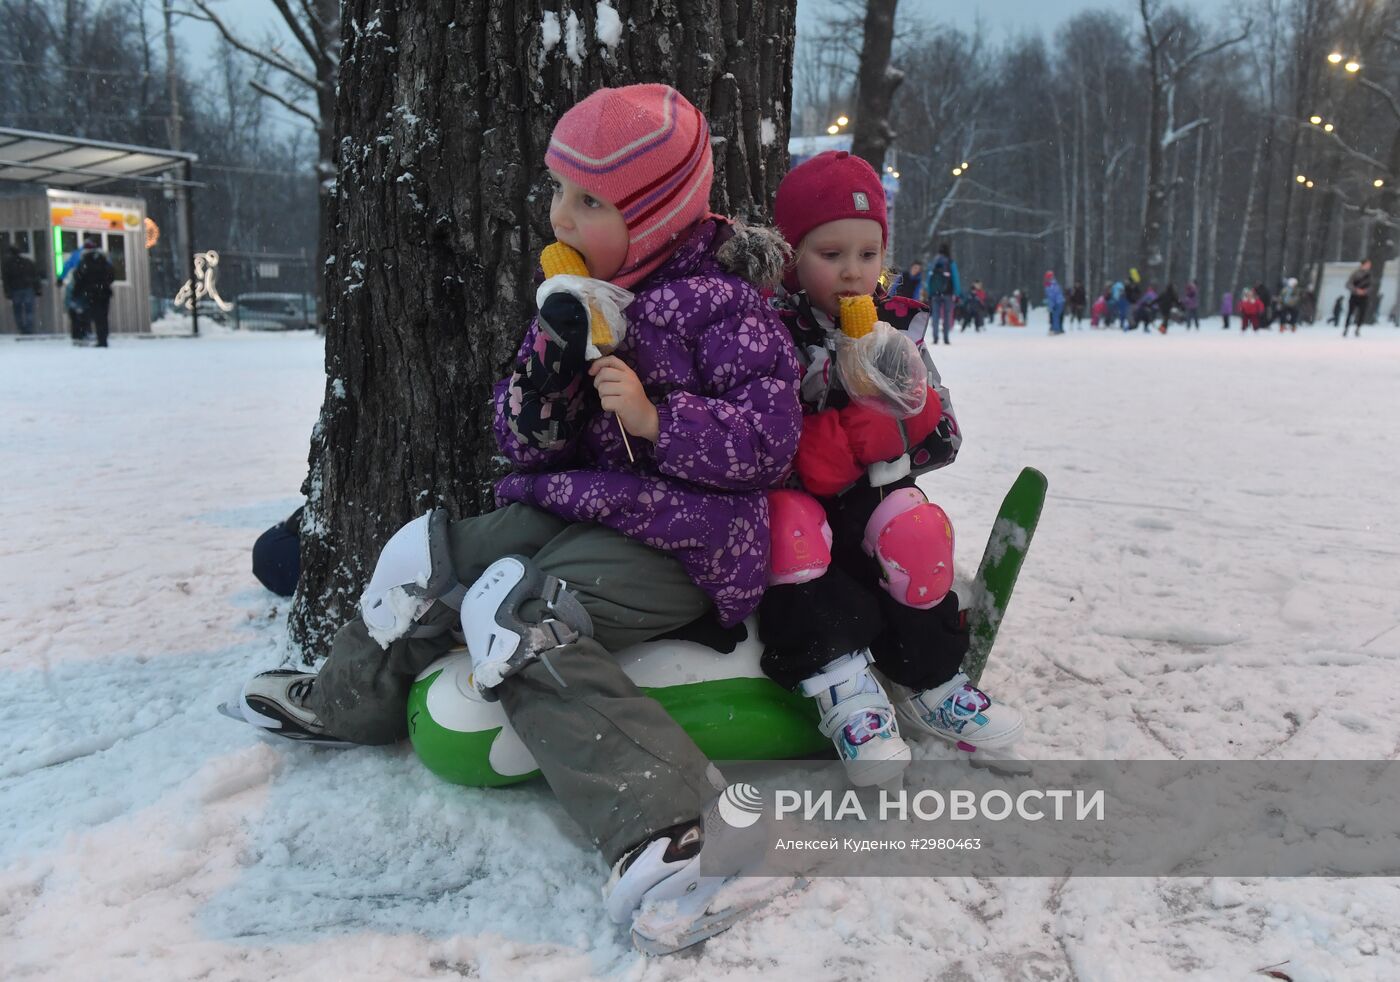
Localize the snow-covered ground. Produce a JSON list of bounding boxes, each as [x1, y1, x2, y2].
[[3, 316, 1398, 980]]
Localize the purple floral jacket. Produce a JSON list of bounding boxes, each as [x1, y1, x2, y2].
[[493, 220, 803, 626]]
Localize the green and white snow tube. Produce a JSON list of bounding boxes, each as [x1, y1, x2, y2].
[[406, 619, 827, 787]]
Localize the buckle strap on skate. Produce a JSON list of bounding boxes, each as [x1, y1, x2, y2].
[[463, 555, 594, 697], [797, 649, 875, 697]]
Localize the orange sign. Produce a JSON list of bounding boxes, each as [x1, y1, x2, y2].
[[49, 205, 133, 232]]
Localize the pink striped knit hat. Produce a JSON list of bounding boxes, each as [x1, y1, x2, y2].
[[546, 84, 714, 289]]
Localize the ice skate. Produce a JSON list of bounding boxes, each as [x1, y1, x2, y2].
[[799, 650, 911, 787], [604, 813, 798, 955], [225, 669, 352, 746], [893, 671, 1024, 756]]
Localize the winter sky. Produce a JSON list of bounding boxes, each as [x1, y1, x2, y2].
[[194, 0, 1230, 74]]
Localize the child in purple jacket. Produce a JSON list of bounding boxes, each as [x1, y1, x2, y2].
[[235, 84, 802, 952]]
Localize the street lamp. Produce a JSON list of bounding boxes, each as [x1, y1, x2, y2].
[[1328, 51, 1343, 63], [1296, 174, 1308, 183], [1375, 178, 1386, 188], [1306, 180, 1315, 188], [1324, 123, 1335, 132], [1345, 60, 1361, 73], [836, 115, 849, 127], [827, 125, 840, 135], [952, 167, 963, 176], [1309, 114, 1323, 124]]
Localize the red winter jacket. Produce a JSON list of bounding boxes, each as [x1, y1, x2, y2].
[[775, 290, 963, 498]]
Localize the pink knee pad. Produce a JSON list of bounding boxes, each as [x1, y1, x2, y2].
[[862, 488, 955, 608], [767, 489, 833, 585]]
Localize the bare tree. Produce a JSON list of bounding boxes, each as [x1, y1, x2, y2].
[[181, 0, 339, 315], [1137, 0, 1250, 283], [849, 0, 902, 171]]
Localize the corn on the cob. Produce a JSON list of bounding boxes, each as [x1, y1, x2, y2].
[[540, 242, 617, 353], [540, 241, 589, 278], [839, 294, 878, 339]]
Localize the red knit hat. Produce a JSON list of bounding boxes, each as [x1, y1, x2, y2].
[[546, 84, 714, 289], [773, 150, 888, 251]]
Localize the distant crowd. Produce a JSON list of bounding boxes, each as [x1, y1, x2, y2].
[[891, 248, 1393, 339]]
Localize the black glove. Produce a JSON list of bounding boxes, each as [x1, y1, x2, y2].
[[536, 292, 591, 380]]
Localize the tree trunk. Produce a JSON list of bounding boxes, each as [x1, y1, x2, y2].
[[1162, 135, 1183, 284], [849, 0, 902, 172], [1230, 131, 1266, 297], [1188, 124, 1205, 285], [1363, 129, 1400, 323], [290, 0, 798, 658], [1137, 6, 1167, 285], [1204, 122, 1223, 305]]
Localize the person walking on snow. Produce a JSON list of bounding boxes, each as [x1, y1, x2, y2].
[[1112, 279, 1130, 330], [1, 244, 42, 335], [1182, 280, 1200, 329], [1344, 258, 1371, 336], [923, 241, 959, 344], [1043, 270, 1065, 335]]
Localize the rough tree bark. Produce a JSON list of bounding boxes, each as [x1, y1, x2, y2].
[[849, 0, 903, 172], [288, 1, 798, 658]]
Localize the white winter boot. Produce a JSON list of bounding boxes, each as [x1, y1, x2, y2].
[[799, 650, 911, 787], [893, 671, 1024, 752]]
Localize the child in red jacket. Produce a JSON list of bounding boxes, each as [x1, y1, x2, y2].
[[1239, 288, 1265, 330], [758, 151, 1025, 785]]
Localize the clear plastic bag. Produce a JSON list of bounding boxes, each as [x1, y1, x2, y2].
[[835, 321, 929, 418], [535, 274, 634, 358]]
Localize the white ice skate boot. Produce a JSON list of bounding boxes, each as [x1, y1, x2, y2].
[[604, 810, 797, 955], [799, 650, 911, 787], [893, 671, 1024, 753], [225, 669, 351, 746]]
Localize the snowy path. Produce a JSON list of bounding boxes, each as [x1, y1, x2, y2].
[[2, 320, 1397, 980]]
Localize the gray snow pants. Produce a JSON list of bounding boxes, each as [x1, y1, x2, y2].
[[306, 503, 720, 863]]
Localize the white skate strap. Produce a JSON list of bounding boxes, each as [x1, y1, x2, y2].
[[797, 649, 876, 697]]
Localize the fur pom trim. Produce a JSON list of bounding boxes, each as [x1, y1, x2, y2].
[[715, 221, 792, 291]]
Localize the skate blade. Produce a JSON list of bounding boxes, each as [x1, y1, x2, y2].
[[631, 876, 802, 956], [216, 699, 352, 748], [845, 750, 911, 789], [965, 747, 1034, 777]]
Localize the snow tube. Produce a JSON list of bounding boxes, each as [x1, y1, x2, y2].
[[406, 618, 829, 787]]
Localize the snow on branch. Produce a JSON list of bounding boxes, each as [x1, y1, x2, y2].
[[1162, 116, 1208, 149], [937, 225, 1063, 240]]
